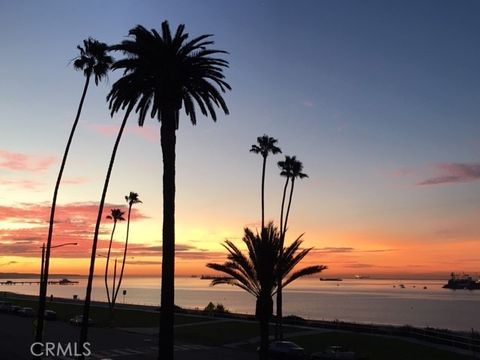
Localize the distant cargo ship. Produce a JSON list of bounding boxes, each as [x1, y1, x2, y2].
[[320, 277, 343, 281], [443, 273, 480, 290]]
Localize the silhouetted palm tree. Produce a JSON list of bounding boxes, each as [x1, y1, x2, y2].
[[79, 100, 137, 351], [105, 21, 231, 359], [35, 38, 113, 346], [113, 192, 141, 304], [104, 208, 125, 314], [283, 158, 308, 236], [207, 224, 325, 360], [278, 156, 295, 238], [250, 135, 281, 229], [275, 156, 308, 339], [207, 224, 281, 360]]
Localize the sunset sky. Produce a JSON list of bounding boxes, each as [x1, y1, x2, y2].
[[0, 0, 479, 278]]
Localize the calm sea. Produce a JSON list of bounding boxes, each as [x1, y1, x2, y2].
[[2, 277, 479, 331]]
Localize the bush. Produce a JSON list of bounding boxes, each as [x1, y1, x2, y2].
[[203, 302, 228, 315]]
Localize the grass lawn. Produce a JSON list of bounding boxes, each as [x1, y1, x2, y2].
[[288, 331, 475, 360], [5, 297, 211, 327], [175, 320, 298, 346]]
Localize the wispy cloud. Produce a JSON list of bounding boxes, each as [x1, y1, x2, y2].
[[313, 247, 394, 254], [0, 150, 56, 172], [316, 247, 354, 253], [302, 100, 314, 108], [0, 177, 44, 190], [0, 202, 149, 257], [417, 163, 480, 186], [62, 177, 90, 185], [345, 263, 374, 268], [127, 243, 225, 260], [0, 261, 18, 267], [86, 124, 159, 143]]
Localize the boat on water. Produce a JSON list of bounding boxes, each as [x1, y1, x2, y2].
[[320, 277, 343, 281], [443, 273, 480, 290]]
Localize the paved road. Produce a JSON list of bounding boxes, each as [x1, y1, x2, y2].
[[0, 313, 256, 360]]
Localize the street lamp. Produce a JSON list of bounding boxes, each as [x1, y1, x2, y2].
[[35, 241, 77, 358], [39, 243, 78, 285]]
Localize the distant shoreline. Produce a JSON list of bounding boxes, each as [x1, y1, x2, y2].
[[0, 272, 458, 281]]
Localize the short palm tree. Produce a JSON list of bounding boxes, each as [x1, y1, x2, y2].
[[207, 224, 325, 360], [113, 192, 142, 304], [207, 224, 282, 360], [35, 38, 113, 345], [250, 135, 281, 229], [104, 21, 231, 359], [104, 208, 125, 314]]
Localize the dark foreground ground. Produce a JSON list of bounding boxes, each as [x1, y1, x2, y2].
[[0, 312, 256, 359], [0, 293, 477, 359]]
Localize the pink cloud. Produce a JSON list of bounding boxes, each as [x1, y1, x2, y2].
[[0, 177, 44, 190], [0, 150, 56, 172], [62, 177, 90, 185], [0, 202, 149, 257], [417, 163, 480, 186], [86, 124, 159, 143], [302, 100, 314, 108]]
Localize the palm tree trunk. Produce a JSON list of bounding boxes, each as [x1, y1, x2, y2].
[[261, 155, 266, 230], [35, 74, 90, 350], [283, 179, 295, 236], [257, 296, 272, 360], [79, 106, 132, 355], [158, 110, 177, 360], [279, 177, 289, 239], [110, 258, 117, 322], [113, 204, 132, 304], [104, 220, 116, 311]]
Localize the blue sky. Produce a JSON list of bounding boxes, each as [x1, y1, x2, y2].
[[0, 0, 479, 276]]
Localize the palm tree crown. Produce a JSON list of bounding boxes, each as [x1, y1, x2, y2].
[[290, 158, 308, 181], [207, 224, 282, 299], [250, 135, 282, 158], [73, 38, 113, 85], [107, 21, 231, 125], [278, 155, 295, 179], [106, 208, 126, 222], [125, 191, 142, 207]]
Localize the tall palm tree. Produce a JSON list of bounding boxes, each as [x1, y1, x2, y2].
[[283, 158, 308, 236], [274, 155, 294, 339], [250, 135, 282, 229], [278, 156, 295, 238], [207, 224, 281, 360], [275, 156, 308, 339], [104, 208, 125, 314], [79, 99, 138, 352], [35, 38, 113, 346], [113, 192, 142, 305], [106, 21, 231, 359]]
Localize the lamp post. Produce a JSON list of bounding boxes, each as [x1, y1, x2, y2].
[[34, 242, 77, 358]]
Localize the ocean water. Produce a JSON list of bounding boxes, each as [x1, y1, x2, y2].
[[2, 277, 479, 331]]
